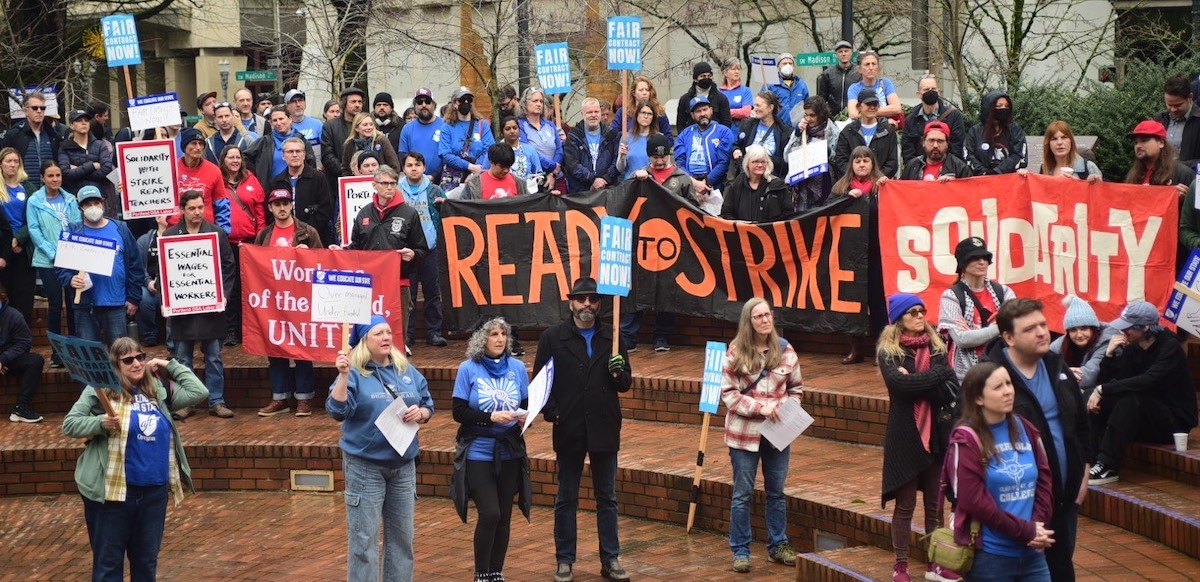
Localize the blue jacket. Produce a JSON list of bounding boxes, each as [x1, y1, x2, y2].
[[326, 360, 434, 466], [439, 117, 495, 173], [55, 218, 143, 308], [398, 176, 443, 249], [517, 116, 564, 172], [674, 122, 735, 189], [26, 188, 80, 268], [765, 78, 810, 127], [398, 116, 444, 178]]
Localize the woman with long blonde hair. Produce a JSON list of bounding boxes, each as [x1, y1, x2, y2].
[[0, 147, 36, 323], [719, 297, 803, 573], [875, 294, 958, 582]]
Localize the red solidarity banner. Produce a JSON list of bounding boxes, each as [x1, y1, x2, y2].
[[240, 246, 405, 360], [878, 174, 1179, 332]]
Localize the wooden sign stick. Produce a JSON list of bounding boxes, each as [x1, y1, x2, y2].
[[686, 412, 712, 532]]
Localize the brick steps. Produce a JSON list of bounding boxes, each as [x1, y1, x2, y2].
[[796, 545, 893, 582], [1085, 470, 1200, 560]]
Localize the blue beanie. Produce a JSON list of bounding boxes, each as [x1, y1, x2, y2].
[[1062, 295, 1100, 330], [887, 293, 925, 324], [349, 315, 389, 347]]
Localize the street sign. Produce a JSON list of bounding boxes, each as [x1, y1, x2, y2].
[[236, 70, 278, 82], [794, 52, 838, 67]]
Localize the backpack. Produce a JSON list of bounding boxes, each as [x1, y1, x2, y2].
[[950, 279, 1006, 325]]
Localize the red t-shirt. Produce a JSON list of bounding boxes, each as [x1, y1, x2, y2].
[[479, 172, 520, 199], [270, 223, 295, 247], [971, 286, 999, 325], [650, 165, 676, 185], [923, 161, 943, 181]]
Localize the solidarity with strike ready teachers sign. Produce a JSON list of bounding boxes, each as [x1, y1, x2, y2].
[[878, 173, 1179, 331], [438, 181, 872, 334]]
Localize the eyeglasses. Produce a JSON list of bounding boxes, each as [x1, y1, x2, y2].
[[414, 98, 433, 105], [905, 307, 928, 317], [26, 105, 46, 111], [375, 180, 397, 187], [751, 312, 773, 321], [572, 294, 601, 304], [283, 149, 305, 155], [120, 353, 148, 366]]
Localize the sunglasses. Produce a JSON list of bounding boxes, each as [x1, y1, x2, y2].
[[905, 307, 928, 317], [414, 98, 433, 105], [120, 353, 148, 366], [27, 105, 46, 111], [572, 294, 601, 304]]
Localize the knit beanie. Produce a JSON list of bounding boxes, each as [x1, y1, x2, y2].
[[1062, 295, 1100, 330], [887, 293, 925, 324]]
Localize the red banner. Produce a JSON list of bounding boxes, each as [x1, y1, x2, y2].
[[241, 246, 404, 360], [878, 174, 1179, 332]]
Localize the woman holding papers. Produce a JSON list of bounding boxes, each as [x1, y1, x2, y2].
[[62, 337, 209, 582], [27, 160, 79, 368], [875, 293, 959, 582], [719, 297, 804, 574], [450, 317, 531, 582], [327, 315, 434, 582]]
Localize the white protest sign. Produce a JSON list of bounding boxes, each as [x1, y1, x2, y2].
[[54, 232, 117, 277], [758, 397, 814, 450], [786, 138, 829, 185], [339, 176, 376, 246], [158, 232, 225, 316], [699, 341, 726, 414], [127, 93, 181, 133], [1166, 249, 1200, 335], [310, 270, 374, 325], [750, 55, 780, 87], [522, 357, 554, 435], [118, 139, 178, 218], [597, 216, 633, 297]]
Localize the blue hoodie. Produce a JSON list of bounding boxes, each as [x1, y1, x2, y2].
[[399, 175, 442, 249], [326, 360, 434, 466], [439, 117, 495, 173]]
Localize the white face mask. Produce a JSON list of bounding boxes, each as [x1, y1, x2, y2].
[[83, 206, 104, 222], [779, 64, 795, 77]]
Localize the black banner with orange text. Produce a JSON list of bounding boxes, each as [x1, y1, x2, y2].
[[438, 181, 870, 334]]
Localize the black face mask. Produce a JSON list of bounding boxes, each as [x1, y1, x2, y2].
[[922, 90, 939, 106], [696, 78, 714, 90], [992, 108, 1012, 124], [457, 101, 473, 115]]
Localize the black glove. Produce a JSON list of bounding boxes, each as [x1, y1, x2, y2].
[[608, 354, 626, 375]]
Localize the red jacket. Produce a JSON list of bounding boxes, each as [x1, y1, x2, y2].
[[941, 415, 1053, 549], [226, 173, 266, 244]]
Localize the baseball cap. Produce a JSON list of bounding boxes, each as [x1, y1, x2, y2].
[[285, 89, 306, 103], [647, 134, 672, 157], [857, 89, 881, 106], [451, 86, 474, 101], [268, 188, 293, 204], [413, 88, 434, 102], [1109, 301, 1160, 330], [834, 40, 853, 51], [689, 96, 711, 111], [179, 128, 205, 145], [68, 110, 90, 122], [923, 120, 951, 138], [1128, 120, 1167, 140], [76, 185, 103, 203]]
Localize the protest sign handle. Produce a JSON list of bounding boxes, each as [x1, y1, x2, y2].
[[611, 295, 621, 358], [95, 388, 117, 418], [123, 66, 136, 102], [342, 323, 351, 353], [74, 287, 83, 304], [686, 412, 712, 533], [554, 95, 563, 138], [621, 71, 628, 143], [1175, 281, 1200, 303], [801, 129, 808, 172]]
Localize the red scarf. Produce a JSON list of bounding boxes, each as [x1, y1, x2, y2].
[[901, 333, 933, 452], [850, 177, 874, 194]]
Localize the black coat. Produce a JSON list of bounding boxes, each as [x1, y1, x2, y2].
[[732, 116, 789, 179], [985, 341, 1090, 514], [1097, 332, 1198, 432], [1155, 108, 1200, 166], [900, 154, 973, 180], [720, 173, 790, 222], [159, 220, 235, 341], [269, 166, 333, 238], [878, 347, 957, 505], [901, 101, 966, 165], [564, 121, 620, 192], [534, 319, 632, 454], [831, 118, 899, 180], [345, 197, 428, 280], [675, 86, 732, 134], [963, 90, 1027, 176]]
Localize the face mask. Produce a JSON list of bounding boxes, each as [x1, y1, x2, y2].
[[993, 108, 1012, 124], [83, 206, 104, 222], [696, 78, 713, 90], [457, 101, 473, 115], [779, 65, 795, 78], [922, 90, 939, 105]]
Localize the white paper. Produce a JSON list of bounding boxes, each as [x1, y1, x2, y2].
[[786, 139, 829, 185], [373, 397, 420, 455], [54, 237, 117, 277], [522, 357, 555, 434], [758, 397, 813, 450], [128, 96, 181, 133]]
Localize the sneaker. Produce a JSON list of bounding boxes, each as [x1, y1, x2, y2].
[[405, 343, 412, 357], [10, 405, 43, 423], [209, 403, 235, 418], [171, 406, 194, 421], [492, 573, 506, 582], [295, 399, 313, 417], [600, 558, 630, 581], [731, 556, 751, 573], [258, 399, 291, 417], [767, 545, 795, 566], [511, 339, 525, 357], [554, 562, 573, 582], [926, 564, 963, 582], [893, 561, 911, 582], [426, 333, 448, 347], [653, 338, 670, 352], [50, 354, 65, 369], [627, 343, 638, 353], [1089, 462, 1119, 485]]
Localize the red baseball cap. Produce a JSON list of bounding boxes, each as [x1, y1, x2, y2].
[[923, 120, 951, 138], [268, 188, 293, 203], [1128, 120, 1167, 140]]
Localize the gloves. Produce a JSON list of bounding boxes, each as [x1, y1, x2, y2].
[[608, 354, 626, 375]]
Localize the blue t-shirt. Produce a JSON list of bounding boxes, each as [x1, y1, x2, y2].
[[719, 84, 755, 111], [585, 129, 603, 172], [751, 122, 777, 156], [579, 326, 596, 357], [125, 393, 170, 486], [452, 357, 529, 462], [623, 135, 649, 180], [1005, 349, 1067, 486], [82, 221, 128, 307], [687, 131, 710, 176], [982, 419, 1039, 558], [292, 116, 324, 147], [860, 122, 878, 146], [3, 185, 27, 233], [847, 78, 897, 109], [399, 117, 444, 178]]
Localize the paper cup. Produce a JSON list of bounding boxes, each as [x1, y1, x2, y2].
[[1174, 432, 1189, 452]]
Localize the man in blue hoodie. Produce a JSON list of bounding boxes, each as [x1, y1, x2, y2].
[[58, 185, 144, 346], [398, 152, 447, 348], [398, 88, 444, 180], [674, 96, 734, 195]]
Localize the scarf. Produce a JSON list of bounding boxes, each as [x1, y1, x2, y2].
[[481, 353, 510, 378], [900, 333, 934, 452]]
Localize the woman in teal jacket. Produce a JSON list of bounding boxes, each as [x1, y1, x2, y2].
[[26, 160, 79, 366], [62, 337, 209, 582]]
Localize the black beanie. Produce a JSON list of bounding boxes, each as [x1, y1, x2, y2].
[[373, 92, 394, 108]]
